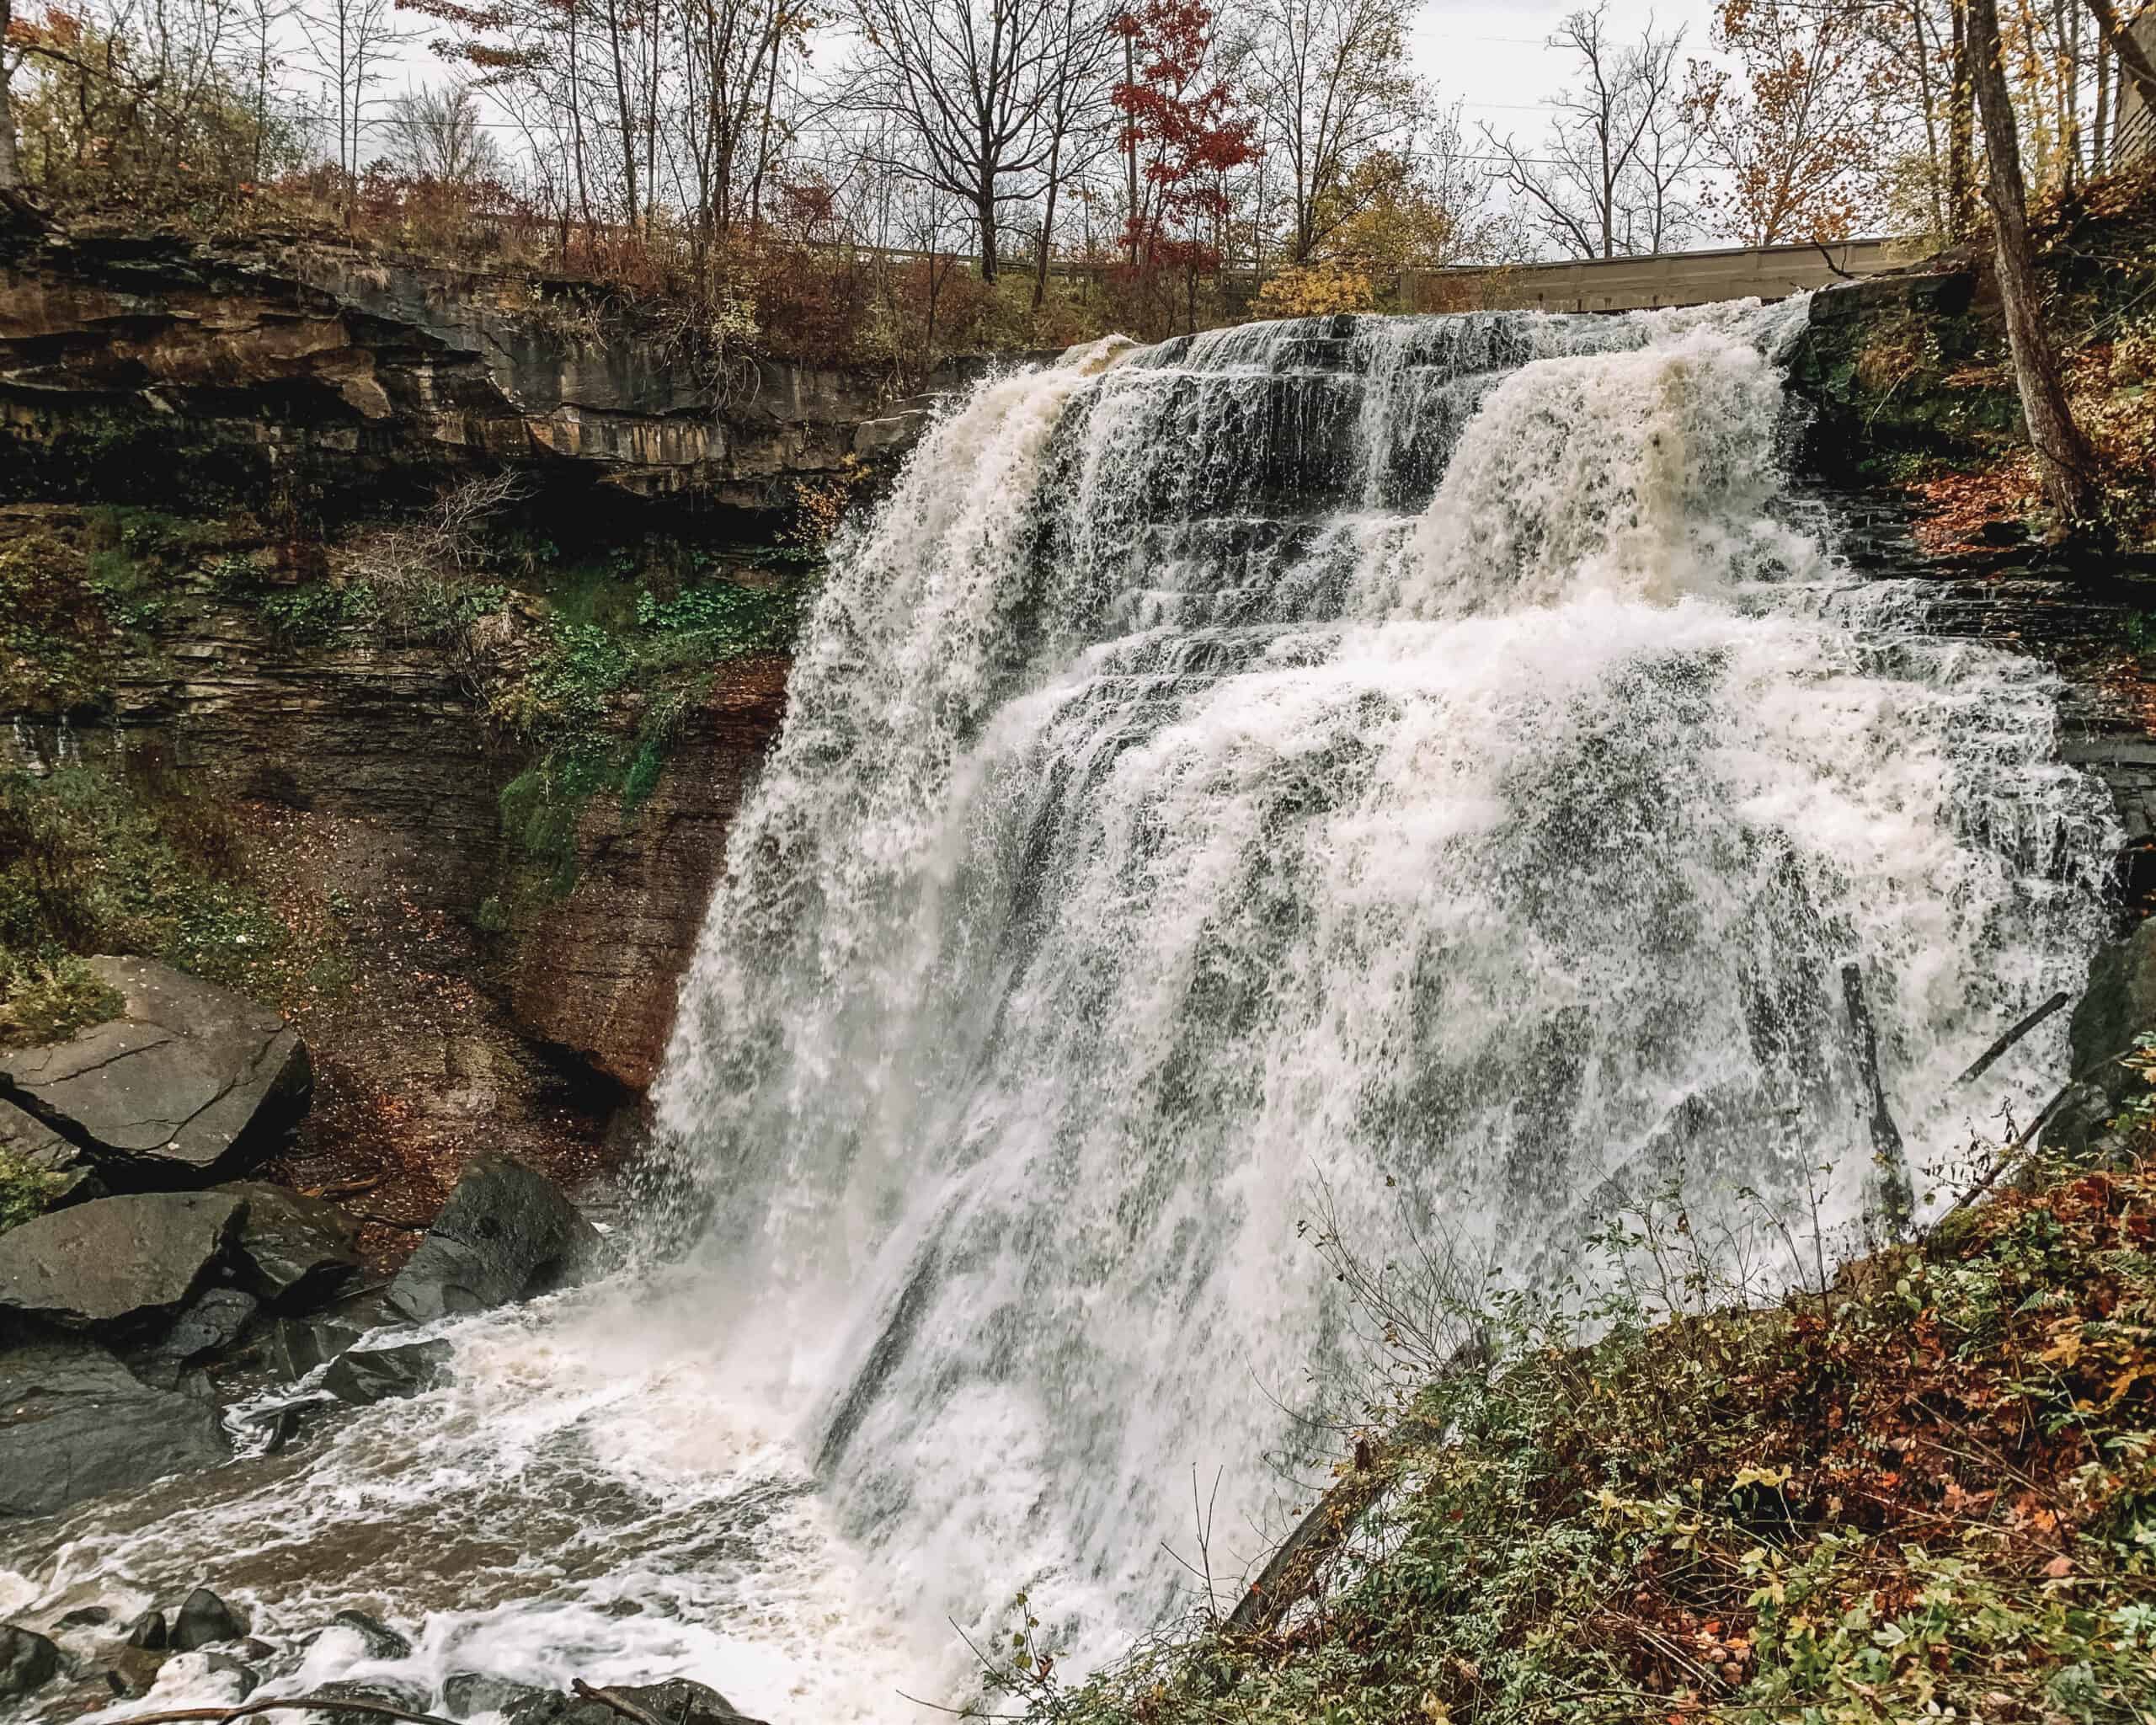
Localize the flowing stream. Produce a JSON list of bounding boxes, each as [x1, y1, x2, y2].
[[0, 303, 2118, 1722]]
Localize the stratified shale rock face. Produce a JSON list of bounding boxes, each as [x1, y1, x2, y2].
[[0, 220, 923, 507], [503, 657, 791, 1090]]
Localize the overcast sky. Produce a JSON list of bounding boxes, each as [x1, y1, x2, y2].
[[1408, 0, 1722, 158]]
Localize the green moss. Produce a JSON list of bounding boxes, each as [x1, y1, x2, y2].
[[498, 750, 613, 897], [0, 526, 113, 711]]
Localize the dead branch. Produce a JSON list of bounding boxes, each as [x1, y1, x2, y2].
[[100, 1696, 463, 1725], [1954, 991, 2070, 1087]]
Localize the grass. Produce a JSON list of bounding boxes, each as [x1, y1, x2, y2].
[[1004, 1137, 2156, 1725]]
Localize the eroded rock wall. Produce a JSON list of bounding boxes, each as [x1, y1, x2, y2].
[[0, 218, 927, 507]]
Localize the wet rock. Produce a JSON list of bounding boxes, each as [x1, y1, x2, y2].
[[266, 1309, 380, 1381], [508, 1678, 770, 1725], [326, 1610, 412, 1662], [445, 1672, 552, 1717], [302, 1677, 434, 1722], [158, 1287, 261, 1363], [172, 1588, 248, 1651], [320, 1337, 452, 1406], [0, 958, 310, 1183], [56, 1607, 111, 1630], [2071, 917, 2156, 1095], [0, 1624, 60, 1699], [125, 1610, 168, 1650], [0, 1191, 245, 1332], [385, 1156, 602, 1322], [0, 1338, 230, 1519], [223, 1183, 363, 1309], [198, 1650, 261, 1697], [103, 1644, 168, 1697]]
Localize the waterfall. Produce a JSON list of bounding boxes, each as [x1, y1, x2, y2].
[[649, 302, 2113, 1671], [0, 303, 2114, 1725]]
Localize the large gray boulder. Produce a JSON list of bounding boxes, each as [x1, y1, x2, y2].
[[221, 1183, 362, 1308], [0, 958, 310, 1183], [0, 1335, 230, 1518], [320, 1338, 451, 1406], [385, 1157, 602, 1322], [0, 1191, 245, 1332]]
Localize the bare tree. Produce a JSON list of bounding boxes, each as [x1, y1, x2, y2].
[[297, 0, 412, 201], [847, 0, 1069, 280], [390, 74, 503, 180], [1239, 0, 1428, 264], [1967, 0, 2099, 525], [676, 0, 792, 251], [1026, 0, 1117, 306], [1484, 4, 1700, 260], [236, 0, 294, 184]]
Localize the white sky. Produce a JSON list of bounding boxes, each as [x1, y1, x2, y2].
[[1406, 0, 1723, 158]]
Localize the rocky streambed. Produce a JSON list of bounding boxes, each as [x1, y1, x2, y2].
[[0, 955, 656, 1717]]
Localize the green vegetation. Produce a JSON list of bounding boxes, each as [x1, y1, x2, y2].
[[1010, 1140, 2156, 1725], [0, 762, 349, 1011], [483, 565, 802, 904], [0, 1145, 66, 1236], [0, 949, 122, 1049]]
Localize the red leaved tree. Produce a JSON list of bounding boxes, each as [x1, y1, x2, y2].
[[1112, 0, 1257, 334]]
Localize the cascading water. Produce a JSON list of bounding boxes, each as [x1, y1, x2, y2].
[[0, 302, 2116, 1724]]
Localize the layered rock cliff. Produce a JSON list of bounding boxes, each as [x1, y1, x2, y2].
[[0, 212, 956, 1220], [1, 213, 926, 508]]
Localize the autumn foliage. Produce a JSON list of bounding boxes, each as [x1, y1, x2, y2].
[[1111, 0, 1259, 330]]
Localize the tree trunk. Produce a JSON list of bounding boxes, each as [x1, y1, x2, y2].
[[1950, 0, 1976, 239], [2082, 0, 2156, 114], [1033, 163, 1059, 311], [2093, 33, 2110, 172], [2055, 0, 2080, 187], [979, 185, 997, 282], [1123, 28, 1139, 270], [0, 0, 21, 193], [1969, 0, 2101, 527]]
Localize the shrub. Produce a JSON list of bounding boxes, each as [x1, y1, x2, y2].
[[1257, 260, 1380, 318]]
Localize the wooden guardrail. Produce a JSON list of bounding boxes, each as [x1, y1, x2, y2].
[[856, 235, 1921, 316], [1398, 236, 1917, 315]]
